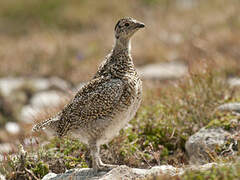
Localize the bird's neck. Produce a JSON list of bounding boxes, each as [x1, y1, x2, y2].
[[113, 38, 131, 55]]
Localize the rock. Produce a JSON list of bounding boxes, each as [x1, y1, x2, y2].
[[5, 122, 20, 134], [49, 77, 71, 91], [101, 165, 145, 179], [43, 168, 106, 180], [0, 77, 71, 97], [20, 105, 39, 123], [228, 77, 240, 87], [138, 62, 187, 80], [20, 91, 66, 123], [42, 163, 221, 180], [42, 173, 57, 180], [0, 77, 25, 96], [217, 103, 240, 113], [42, 165, 182, 180], [0, 173, 6, 180], [143, 165, 184, 177], [185, 127, 239, 164], [30, 91, 64, 108]]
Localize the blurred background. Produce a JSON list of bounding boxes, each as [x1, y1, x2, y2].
[[0, 0, 240, 177]]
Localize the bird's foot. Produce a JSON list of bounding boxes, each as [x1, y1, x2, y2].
[[93, 162, 118, 172]]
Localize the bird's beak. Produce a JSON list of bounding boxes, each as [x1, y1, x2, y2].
[[135, 22, 145, 29]]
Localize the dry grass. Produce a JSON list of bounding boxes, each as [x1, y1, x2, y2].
[[0, 0, 239, 83], [0, 0, 240, 179]]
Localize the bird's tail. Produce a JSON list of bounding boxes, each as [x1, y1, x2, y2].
[[32, 114, 60, 133]]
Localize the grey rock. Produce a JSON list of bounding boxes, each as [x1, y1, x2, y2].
[[144, 165, 184, 176], [0, 77, 71, 97], [185, 127, 238, 164], [42, 163, 223, 180], [42, 173, 57, 180], [101, 165, 145, 180], [42, 165, 182, 180], [20, 105, 39, 123], [228, 77, 240, 87], [0, 77, 24, 96], [49, 77, 71, 91], [5, 122, 20, 134], [20, 91, 66, 123], [138, 62, 187, 80], [217, 103, 240, 113], [0, 173, 6, 180], [30, 91, 64, 108], [43, 168, 106, 180]]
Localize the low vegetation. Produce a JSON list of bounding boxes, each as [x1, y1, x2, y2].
[[1, 69, 239, 179], [146, 161, 240, 180], [0, 0, 240, 179]]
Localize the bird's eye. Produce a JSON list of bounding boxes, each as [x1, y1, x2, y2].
[[125, 23, 129, 27]]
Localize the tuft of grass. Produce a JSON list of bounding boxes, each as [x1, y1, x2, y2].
[[206, 112, 240, 131], [145, 161, 240, 180], [181, 162, 240, 180], [0, 138, 89, 178]]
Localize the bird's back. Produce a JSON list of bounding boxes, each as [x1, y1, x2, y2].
[[33, 50, 142, 142]]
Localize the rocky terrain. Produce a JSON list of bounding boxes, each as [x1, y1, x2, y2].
[[0, 0, 240, 179]]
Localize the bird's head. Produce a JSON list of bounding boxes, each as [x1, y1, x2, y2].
[[114, 17, 145, 41]]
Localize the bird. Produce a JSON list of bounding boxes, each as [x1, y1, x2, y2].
[[32, 17, 145, 171]]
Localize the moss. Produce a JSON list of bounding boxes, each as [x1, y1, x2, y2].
[[181, 162, 240, 180], [206, 112, 240, 131], [0, 138, 90, 178], [145, 161, 240, 180], [31, 161, 49, 178], [64, 156, 88, 169]]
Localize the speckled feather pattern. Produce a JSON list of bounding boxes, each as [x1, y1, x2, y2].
[[33, 17, 144, 170], [33, 46, 142, 139]]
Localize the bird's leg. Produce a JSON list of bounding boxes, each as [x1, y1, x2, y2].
[[89, 141, 118, 172]]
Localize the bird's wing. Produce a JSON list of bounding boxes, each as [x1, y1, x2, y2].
[[57, 77, 125, 136]]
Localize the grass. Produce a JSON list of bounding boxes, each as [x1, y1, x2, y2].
[[0, 0, 240, 179], [145, 161, 240, 180], [0, 0, 240, 83], [1, 68, 239, 179], [181, 162, 240, 180]]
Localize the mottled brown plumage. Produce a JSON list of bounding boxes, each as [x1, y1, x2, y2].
[[33, 17, 145, 171]]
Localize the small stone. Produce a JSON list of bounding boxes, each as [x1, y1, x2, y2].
[[185, 127, 238, 164], [5, 122, 20, 134], [0, 77, 71, 97], [217, 103, 240, 113], [228, 77, 240, 87], [138, 62, 187, 80], [20, 90, 69, 123], [0, 77, 24, 96], [49, 77, 71, 91], [0, 173, 6, 180], [42, 173, 57, 180], [30, 91, 64, 108], [20, 105, 38, 123]]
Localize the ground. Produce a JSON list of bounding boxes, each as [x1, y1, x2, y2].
[[0, 0, 240, 179]]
